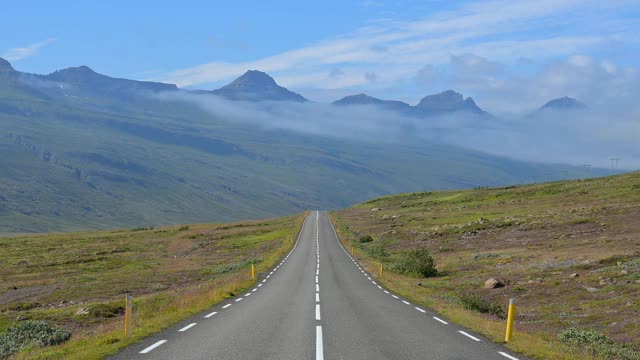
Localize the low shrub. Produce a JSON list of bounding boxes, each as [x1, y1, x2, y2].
[[363, 243, 389, 259], [358, 235, 374, 243], [0, 320, 71, 359], [458, 293, 506, 318], [558, 327, 640, 359], [178, 225, 190, 231], [391, 247, 437, 278], [88, 303, 124, 318]]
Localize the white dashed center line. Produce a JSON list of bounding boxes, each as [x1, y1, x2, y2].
[[222, 304, 232, 309]]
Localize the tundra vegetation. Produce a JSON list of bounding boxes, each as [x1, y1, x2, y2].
[[0, 213, 307, 359], [331, 172, 640, 359]]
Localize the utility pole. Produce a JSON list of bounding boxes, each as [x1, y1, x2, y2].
[[610, 158, 620, 175]]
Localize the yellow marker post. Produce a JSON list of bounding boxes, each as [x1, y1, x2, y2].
[[351, 246, 355, 256], [124, 294, 132, 338], [251, 263, 255, 280], [505, 298, 516, 342], [379, 263, 384, 279]]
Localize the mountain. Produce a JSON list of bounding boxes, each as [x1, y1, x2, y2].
[[333, 90, 491, 118], [539, 96, 587, 111], [211, 70, 307, 102], [0, 58, 600, 233], [414, 90, 488, 116], [41, 65, 177, 96], [332, 93, 412, 113]]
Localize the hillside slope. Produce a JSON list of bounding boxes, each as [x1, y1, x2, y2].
[[332, 172, 640, 359], [0, 57, 599, 233]]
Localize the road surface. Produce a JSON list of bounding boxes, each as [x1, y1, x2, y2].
[[110, 211, 526, 360]]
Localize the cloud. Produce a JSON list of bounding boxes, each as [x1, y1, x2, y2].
[[364, 72, 377, 83], [2, 38, 56, 61], [155, 0, 632, 90]]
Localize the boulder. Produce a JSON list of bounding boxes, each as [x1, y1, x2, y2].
[[371, 208, 382, 212], [484, 278, 504, 289], [570, 273, 579, 278]]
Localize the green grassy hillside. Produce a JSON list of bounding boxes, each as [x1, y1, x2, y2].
[[0, 213, 306, 359], [0, 64, 598, 233], [331, 172, 640, 359]]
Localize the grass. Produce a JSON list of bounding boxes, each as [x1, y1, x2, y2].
[[0, 212, 308, 359], [331, 172, 640, 359]]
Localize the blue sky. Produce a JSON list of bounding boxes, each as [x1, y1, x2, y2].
[[2, 0, 639, 112]]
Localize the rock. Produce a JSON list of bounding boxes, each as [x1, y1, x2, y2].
[[570, 273, 580, 278], [75, 307, 90, 315], [484, 278, 504, 289], [391, 214, 399, 219], [371, 208, 382, 212], [620, 270, 628, 275], [586, 287, 598, 292]]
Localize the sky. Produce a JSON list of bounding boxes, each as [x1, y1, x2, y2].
[[1, 0, 639, 113]]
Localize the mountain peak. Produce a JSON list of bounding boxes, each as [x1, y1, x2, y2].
[[212, 70, 307, 102], [0, 57, 15, 73], [540, 96, 587, 110]]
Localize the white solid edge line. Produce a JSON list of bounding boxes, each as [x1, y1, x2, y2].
[[459, 330, 481, 342], [139, 340, 167, 354], [433, 316, 448, 324], [316, 325, 324, 360], [204, 311, 217, 318], [498, 351, 520, 360], [222, 304, 232, 309], [315, 304, 321, 320], [178, 323, 197, 332], [415, 307, 426, 313]]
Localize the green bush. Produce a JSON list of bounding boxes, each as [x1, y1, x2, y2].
[[0, 320, 71, 359], [558, 327, 640, 359], [363, 243, 389, 259], [358, 235, 374, 243], [178, 225, 190, 231], [88, 303, 124, 318], [392, 247, 437, 278], [458, 293, 505, 318]]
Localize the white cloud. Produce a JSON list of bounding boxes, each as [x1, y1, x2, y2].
[[156, 0, 627, 89], [2, 38, 56, 61]]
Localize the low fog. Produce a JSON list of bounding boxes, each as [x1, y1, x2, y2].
[[160, 91, 640, 170]]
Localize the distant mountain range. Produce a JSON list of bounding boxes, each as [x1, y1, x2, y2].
[[333, 90, 491, 118], [0, 57, 599, 233]]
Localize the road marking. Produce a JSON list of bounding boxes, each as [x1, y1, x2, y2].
[[316, 325, 324, 360], [391, 295, 399, 299], [262, 279, 267, 283], [367, 276, 371, 280], [316, 293, 320, 302], [266, 275, 271, 279], [458, 330, 481, 342], [384, 290, 389, 294], [258, 284, 263, 287], [252, 288, 257, 292], [178, 323, 197, 332], [204, 311, 218, 318], [235, 298, 243, 302], [433, 317, 448, 324], [377, 285, 383, 290], [316, 284, 319, 292], [222, 304, 232, 309], [371, 281, 377, 285], [498, 352, 520, 360], [415, 307, 426, 313], [402, 300, 410, 305], [245, 293, 251, 296], [315, 304, 321, 320], [316, 269, 319, 275], [139, 340, 167, 354], [315, 276, 319, 283]]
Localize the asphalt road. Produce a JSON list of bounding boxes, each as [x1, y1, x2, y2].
[[110, 211, 527, 360]]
